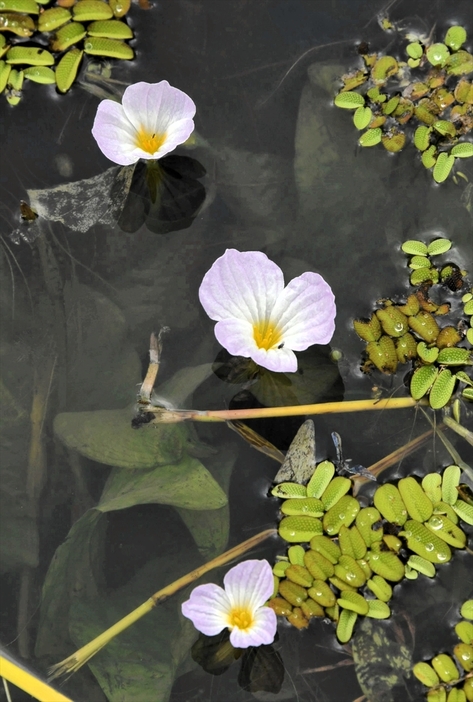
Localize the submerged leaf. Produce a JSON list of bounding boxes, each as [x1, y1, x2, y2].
[[35, 509, 106, 657], [98, 454, 227, 512], [10, 165, 135, 243], [54, 406, 188, 469], [174, 446, 236, 558], [69, 551, 202, 702], [250, 348, 344, 408]]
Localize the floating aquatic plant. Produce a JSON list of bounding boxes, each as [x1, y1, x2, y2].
[[198, 249, 336, 373], [0, 0, 136, 102], [334, 24, 473, 182], [267, 422, 473, 642], [413, 598, 473, 701], [353, 236, 473, 409]]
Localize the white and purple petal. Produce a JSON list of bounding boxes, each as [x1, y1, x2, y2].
[[92, 80, 196, 165], [229, 606, 277, 648], [251, 346, 298, 373], [271, 272, 336, 349], [181, 583, 231, 636], [199, 249, 284, 324], [121, 81, 195, 141], [213, 319, 257, 358], [91, 99, 144, 166], [223, 560, 275, 611]]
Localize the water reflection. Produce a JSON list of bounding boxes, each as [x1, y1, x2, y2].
[[118, 155, 207, 234]]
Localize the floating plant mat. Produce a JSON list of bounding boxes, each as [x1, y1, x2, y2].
[[0, 0, 136, 103], [353, 235, 473, 412], [333, 23, 473, 183]]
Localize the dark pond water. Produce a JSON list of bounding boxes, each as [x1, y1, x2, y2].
[[1, 0, 472, 700]]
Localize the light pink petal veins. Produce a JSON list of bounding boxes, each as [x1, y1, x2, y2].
[[271, 272, 336, 349], [199, 249, 284, 325], [223, 560, 275, 611], [91, 99, 144, 165], [181, 583, 231, 636], [121, 80, 196, 156]]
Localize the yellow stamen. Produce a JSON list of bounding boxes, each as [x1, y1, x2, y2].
[[253, 320, 283, 351], [228, 607, 254, 631], [135, 128, 166, 155]]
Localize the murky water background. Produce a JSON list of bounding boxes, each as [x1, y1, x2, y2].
[[1, 0, 472, 700]]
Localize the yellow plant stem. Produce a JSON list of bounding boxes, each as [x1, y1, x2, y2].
[[0, 656, 73, 702], [50, 528, 277, 679], [145, 397, 420, 424]]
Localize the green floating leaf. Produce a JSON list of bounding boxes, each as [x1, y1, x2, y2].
[[414, 126, 432, 152], [359, 128, 382, 147], [401, 240, 428, 256], [411, 365, 438, 400], [446, 49, 473, 75], [371, 55, 398, 82], [334, 90, 365, 109], [54, 406, 189, 469], [353, 106, 372, 130], [461, 600, 473, 620], [433, 152, 455, 183], [426, 43, 449, 67], [451, 143, 473, 158], [421, 145, 437, 169], [55, 47, 83, 93], [413, 661, 440, 687], [427, 238, 452, 255], [444, 25, 467, 51], [409, 254, 431, 269], [406, 41, 423, 59], [23, 65, 56, 83], [433, 120, 456, 138]]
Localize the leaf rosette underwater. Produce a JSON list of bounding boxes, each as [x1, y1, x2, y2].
[[334, 23, 473, 182]]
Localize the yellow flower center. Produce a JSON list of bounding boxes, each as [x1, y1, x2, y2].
[[135, 128, 166, 155], [253, 320, 283, 351], [228, 607, 254, 631]]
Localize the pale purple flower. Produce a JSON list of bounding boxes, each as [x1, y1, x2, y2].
[[181, 559, 277, 648], [91, 80, 196, 166], [199, 249, 336, 373]]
